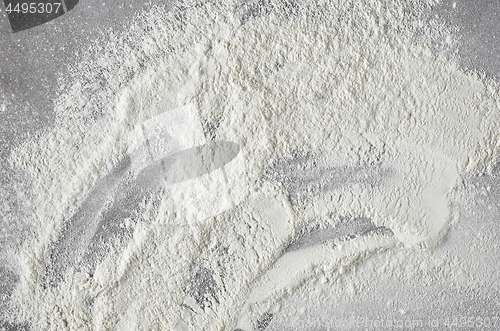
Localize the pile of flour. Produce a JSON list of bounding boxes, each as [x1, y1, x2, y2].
[[5, 0, 500, 330]]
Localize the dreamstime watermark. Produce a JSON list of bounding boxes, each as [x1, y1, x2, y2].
[[287, 314, 500, 330], [287, 315, 434, 329]]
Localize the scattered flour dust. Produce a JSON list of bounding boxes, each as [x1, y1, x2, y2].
[[6, 0, 500, 330]]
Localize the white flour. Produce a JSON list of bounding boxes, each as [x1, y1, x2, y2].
[[5, 0, 500, 330]]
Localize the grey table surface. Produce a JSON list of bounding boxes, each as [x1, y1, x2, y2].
[[1, 0, 500, 330]]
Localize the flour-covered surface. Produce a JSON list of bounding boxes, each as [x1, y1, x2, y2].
[[1, 0, 500, 330], [265, 167, 500, 330]]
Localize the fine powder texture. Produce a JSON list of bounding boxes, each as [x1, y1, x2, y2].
[[6, 0, 500, 330]]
